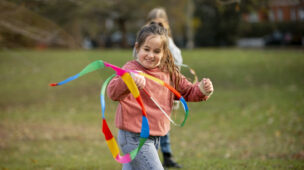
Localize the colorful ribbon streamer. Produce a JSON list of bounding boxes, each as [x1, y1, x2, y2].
[[100, 74, 148, 163], [50, 60, 189, 163]]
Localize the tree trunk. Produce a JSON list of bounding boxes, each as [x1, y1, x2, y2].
[[186, 0, 194, 49]]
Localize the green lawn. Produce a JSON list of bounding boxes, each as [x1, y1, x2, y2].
[[0, 48, 303, 169]]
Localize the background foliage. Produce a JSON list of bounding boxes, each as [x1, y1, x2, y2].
[[3, 0, 301, 48]]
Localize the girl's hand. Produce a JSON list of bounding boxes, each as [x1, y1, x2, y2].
[[131, 71, 146, 89], [199, 78, 214, 96]]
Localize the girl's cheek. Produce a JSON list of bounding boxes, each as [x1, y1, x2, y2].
[[136, 57, 143, 65]]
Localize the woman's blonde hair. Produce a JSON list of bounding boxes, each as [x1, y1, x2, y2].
[[135, 23, 180, 88], [147, 7, 168, 22], [146, 7, 172, 37]]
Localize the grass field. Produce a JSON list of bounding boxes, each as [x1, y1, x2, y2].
[[0, 48, 303, 170]]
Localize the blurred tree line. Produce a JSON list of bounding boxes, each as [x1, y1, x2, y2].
[[0, 0, 187, 48], [1, 0, 302, 48]]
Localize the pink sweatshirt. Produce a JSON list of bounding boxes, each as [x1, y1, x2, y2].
[[107, 60, 208, 136]]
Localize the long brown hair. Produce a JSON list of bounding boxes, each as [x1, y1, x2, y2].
[[135, 23, 180, 88]]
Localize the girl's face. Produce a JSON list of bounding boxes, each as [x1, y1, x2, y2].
[[136, 35, 164, 69]]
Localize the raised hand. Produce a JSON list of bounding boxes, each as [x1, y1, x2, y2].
[[131, 71, 146, 89], [199, 78, 214, 96]]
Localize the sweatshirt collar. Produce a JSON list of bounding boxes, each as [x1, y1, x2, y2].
[[133, 60, 160, 72]]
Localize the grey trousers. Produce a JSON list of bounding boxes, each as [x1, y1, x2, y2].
[[118, 129, 164, 170]]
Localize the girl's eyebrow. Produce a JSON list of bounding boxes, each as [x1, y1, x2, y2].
[[143, 45, 161, 50]]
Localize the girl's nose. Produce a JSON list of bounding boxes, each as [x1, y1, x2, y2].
[[147, 52, 154, 59]]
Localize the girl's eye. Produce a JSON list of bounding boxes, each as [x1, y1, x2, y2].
[[144, 48, 149, 52], [154, 50, 161, 54]]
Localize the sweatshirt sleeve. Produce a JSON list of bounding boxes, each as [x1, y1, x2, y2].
[[177, 74, 208, 101], [168, 38, 183, 67], [107, 75, 130, 101], [106, 61, 137, 101]]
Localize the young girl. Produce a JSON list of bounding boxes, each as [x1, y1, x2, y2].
[[107, 24, 213, 170]]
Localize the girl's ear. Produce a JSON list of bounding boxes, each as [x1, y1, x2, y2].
[[133, 42, 139, 59], [134, 42, 139, 53]]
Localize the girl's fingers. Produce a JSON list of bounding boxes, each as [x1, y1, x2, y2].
[[204, 82, 211, 88], [199, 78, 214, 96], [137, 77, 146, 89], [131, 71, 146, 89], [203, 78, 213, 94]]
